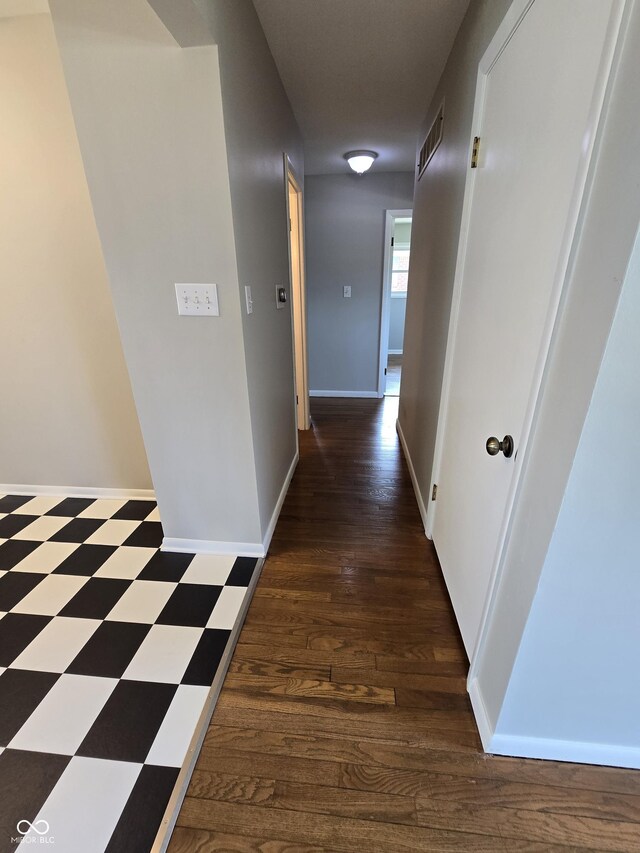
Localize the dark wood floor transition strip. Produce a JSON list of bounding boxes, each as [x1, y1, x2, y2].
[[171, 398, 640, 853]]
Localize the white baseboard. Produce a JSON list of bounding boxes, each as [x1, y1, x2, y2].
[[470, 676, 640, 769], [0, 483, 155, 500], [395, 419, 429, 537], [161, 537, 265, 558], [388, 349, 403, 355], [162, 453, 299, 559], [261, 452, 298, 554], [468, 676, 494, 750], [490, 732, 640, 770], [310, 390, 379, 398]]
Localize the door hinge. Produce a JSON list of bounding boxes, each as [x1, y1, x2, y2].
[[391, 236, 395, 247], [471, 136, 480, 169], [431, 484, 438, 501], [384, 367, 387, 375], [289, 217, 292, 232]]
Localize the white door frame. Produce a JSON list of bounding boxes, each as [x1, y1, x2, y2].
[[426, 0, 627, 661], [378, 208, 413, 397], [284, 154, 311, 431]]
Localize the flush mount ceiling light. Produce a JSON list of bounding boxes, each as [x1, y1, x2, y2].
[[345, 150, 378, 175]]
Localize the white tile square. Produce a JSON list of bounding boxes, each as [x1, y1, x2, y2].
[[24, 756, 141, 853], [93, 546, 155, 580], [11, 574, 88, 616], [105, 580, 176, 623], [77, 498, 127, 519], [13, 496, 66, 516], [180, 554, 235, 585], [11, 617, 100, 672], [84, 519, 140, 546], [0, 515, 6, 522], [10, 674, 117, 755], [146, 684, 209, 767], [123, 624, 203, 683], [144, 506, 161, 522], [206, 585, 247, 629], [11, 542, 79, 574], [12, 515, 70, 542]]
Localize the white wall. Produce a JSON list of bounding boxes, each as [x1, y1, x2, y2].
[[0, 12, 151, 491], [193, 0, 304, 538], [49, 0, 262, 546], [495, 224, 640, 762], [305, 172, 414, 395], [398, 0, 512, 516]]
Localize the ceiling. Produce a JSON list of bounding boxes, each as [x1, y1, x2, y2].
[[253, 0, 470, 175]]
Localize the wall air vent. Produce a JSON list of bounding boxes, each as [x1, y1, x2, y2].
[[417, 101, 444, 179]]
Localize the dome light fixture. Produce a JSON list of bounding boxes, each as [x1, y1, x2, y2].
[[345, 150, 378, 175]]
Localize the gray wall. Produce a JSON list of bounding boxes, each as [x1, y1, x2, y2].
[[0, 12, 150, 491], [497, 226, 640, 751], [49, 0, 261, 545], [398, 0, 512, 511], [194, 0, 303, 537], [305, 172, 414, 395]]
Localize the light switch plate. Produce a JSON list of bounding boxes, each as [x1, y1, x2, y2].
[[175, 283, 219, 316], [343, 286, 352, 298], [245, 286, 253, 315]]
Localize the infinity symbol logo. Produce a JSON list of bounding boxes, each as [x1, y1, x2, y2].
[[16, 819, 50, 836]]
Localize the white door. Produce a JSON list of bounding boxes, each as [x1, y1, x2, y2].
[[432, 0, 622, 657]]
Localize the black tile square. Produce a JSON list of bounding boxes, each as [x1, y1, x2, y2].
[[157, 583, 221, 627], [53, 543, 117, 576], [0, 572, 44, 611], [77, 680, 177, 763], [122, 522, 163, 548], [0, 749, 70, 846], [0, 515, 38, 539], [226, 556, 258, 587], [112, 500, 157, 521], [0, 495, 34, 513], [106, 764, 179, 853], [45, 497, 96, 517], [48, 518, 105, 543], [137, 551, 194, 583], [0, 669, 59, 745], [58, 578, 131, 620], [67, 621, 151, 678], [0, 540, 40, 571], [181, 628, 230, 686], [0, 614, 51, 667]]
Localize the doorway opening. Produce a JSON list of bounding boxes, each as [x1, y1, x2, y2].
[[378, 210, 412, 397], [285, 156, 310, 430]]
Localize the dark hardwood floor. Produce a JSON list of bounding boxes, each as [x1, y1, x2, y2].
[[170, 397, 640, 852]]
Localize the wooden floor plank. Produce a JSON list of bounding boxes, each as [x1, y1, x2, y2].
[[173, 397, 640, 850], [176, 798, 511, 853]]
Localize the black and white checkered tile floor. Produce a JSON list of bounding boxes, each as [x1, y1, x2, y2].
[[0, 494, 260, 852]]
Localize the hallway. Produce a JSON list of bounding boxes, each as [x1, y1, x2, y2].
[[171, 398, 640, 851]]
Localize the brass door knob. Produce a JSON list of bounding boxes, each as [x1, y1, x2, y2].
[[486, 435, 514, 458]]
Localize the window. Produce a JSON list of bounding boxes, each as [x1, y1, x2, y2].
[[390, 245, 410, 298]]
